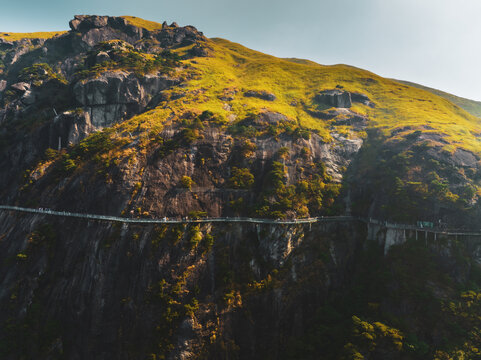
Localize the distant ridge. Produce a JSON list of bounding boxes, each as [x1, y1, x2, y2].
[[394, 79, 481, 118]]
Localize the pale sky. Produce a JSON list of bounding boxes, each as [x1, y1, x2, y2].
[[2, 0, 481, 100]]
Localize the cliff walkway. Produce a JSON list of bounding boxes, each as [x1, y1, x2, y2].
[[1, 205, 481, 237]]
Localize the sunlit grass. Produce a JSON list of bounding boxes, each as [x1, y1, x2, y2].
[[121, 16, 163, 31], [0, 31, 66, 41], [176, 38, 481, 152]]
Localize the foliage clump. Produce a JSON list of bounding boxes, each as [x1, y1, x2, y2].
[[75, 40, 181, 79], [255, 161, 340, 218], [228, 167, 254, 189], [19, 63, 67, 86], [180, 176, 194, 190]]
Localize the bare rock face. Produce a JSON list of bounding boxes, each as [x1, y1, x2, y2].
[[49, 110, 95, 148], [0, 80, 7, 93], [69, 15, 145, 48], [67, 15, 207, 51], [0, 38, 45, 67], [73, 71, 180, 128], [427, 147, 479, 168], [351, 92, 375, 107], [254, 111, 290, 126], [315, 89, 352, 108]]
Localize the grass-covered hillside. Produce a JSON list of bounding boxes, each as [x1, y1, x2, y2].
[[0, 31, 66, 41], [394, 79, 481, 118], [179, 38, 481, 151], [2, 15, 481, 223]]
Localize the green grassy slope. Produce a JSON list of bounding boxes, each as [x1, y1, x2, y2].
[[0, 31, 66, 41], [175, 38, 481, 152], [394, 79, 481, 118], [107, 36, 481, 158]]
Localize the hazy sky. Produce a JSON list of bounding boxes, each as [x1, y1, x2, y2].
[[2, 0, 481, 100]]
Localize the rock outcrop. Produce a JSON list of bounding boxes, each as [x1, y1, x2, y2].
[[68, 15, 207, 51], [49, 110, 95, 147], [315, 89, 352, 108], [244, 90, 276, 101], [351, 91, 375, 107], [73, 71, 180, 128], [315, 90, 374, 108]]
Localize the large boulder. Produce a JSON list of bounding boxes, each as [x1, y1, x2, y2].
[[315, 89, 351, 108]]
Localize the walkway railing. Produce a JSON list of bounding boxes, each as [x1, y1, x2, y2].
[[0, 205, 354, 225], [1, 205, 481, 237]]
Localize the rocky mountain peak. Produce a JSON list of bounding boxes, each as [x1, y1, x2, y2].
[[66, 15, 206, 50]]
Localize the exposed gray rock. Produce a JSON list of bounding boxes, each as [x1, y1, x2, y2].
[[65, 15, 207, 54], [244, 90, 276, 101], [418, 132, 448, 144], [308, 108, 367, 129], [427, 147, 478, 168], [0, 80, 6, 93], [453, 148, 478, 167], [256, 111, 289, 124], [315, 89, 352, 108], [73, 71, 179, 127], [49, 110, 95, 147], [351, 92, 375, 107], [68, 15, 145, 48], [2, 38, 43, 66], [0, 37, 14, 48], [69, 15, 110, 32], [331, 115, 368, 129]]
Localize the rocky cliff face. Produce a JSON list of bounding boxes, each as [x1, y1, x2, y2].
[[0, 15, 207, 204], [0, 210, 363, 359], [2, 210, 481, 359], [2, 14, 481, 360]]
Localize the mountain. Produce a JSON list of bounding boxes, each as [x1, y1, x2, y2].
[[1, 15, 481, 360]]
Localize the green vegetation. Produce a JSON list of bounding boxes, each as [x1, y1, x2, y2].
[[255, 161, 340, 218], [18, 63, 67, 86], [351, 129, 478, 222], [121, 16, 164, 31], [75, 41, 181, 79], [228, 167, 254, 189], [183, 38, 481, 152], [188, 225, 203, 249], [180, 176, 194, 190]]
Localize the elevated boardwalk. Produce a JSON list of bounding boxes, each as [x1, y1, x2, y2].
[[0, 205, 480, 238]]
